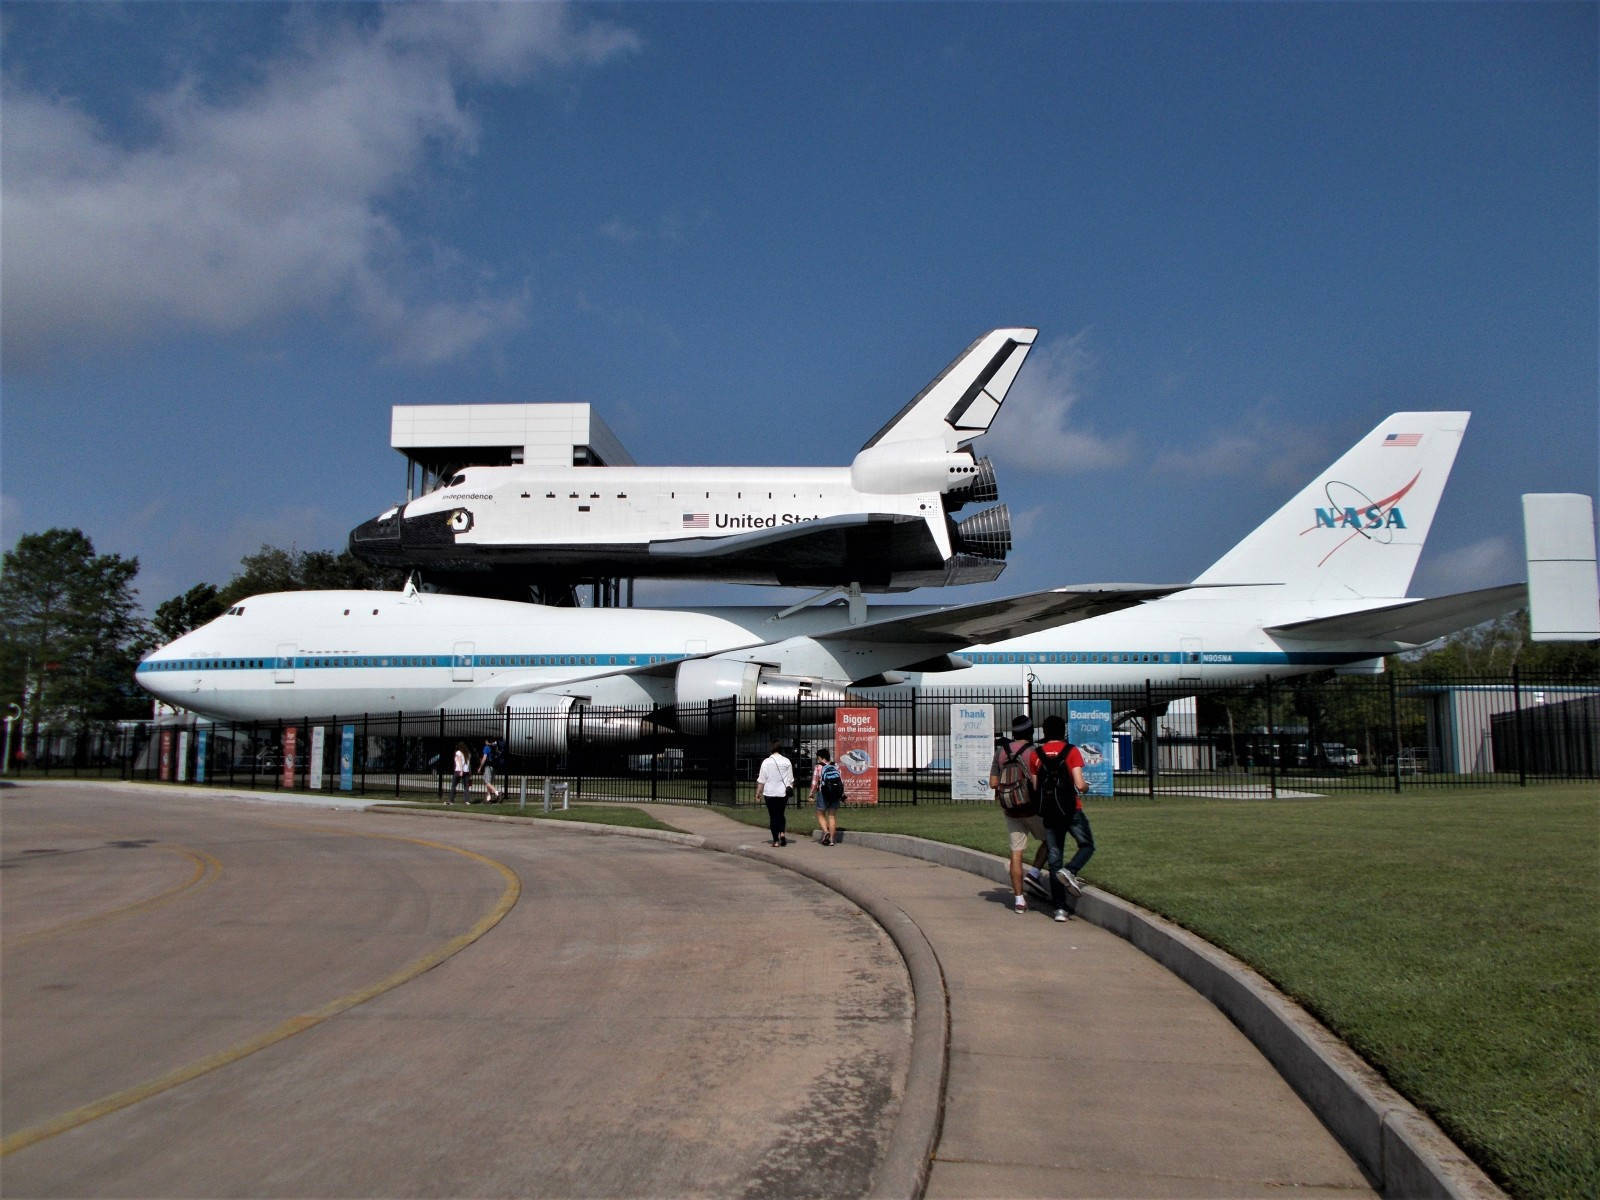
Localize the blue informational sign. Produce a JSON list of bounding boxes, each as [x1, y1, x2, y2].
[[195, 727, 208, 784], [1069, 700, 1113, 796], [340, 724, 356, 792]]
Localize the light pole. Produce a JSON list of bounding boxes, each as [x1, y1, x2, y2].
[[3, 703, 21, 775]]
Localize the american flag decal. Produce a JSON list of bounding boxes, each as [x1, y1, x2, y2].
[[682, 513, 709, 529], [1383, 432, 1421, 447]]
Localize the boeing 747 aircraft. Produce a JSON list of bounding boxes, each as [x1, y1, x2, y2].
[[139, 412, 1524, 748]]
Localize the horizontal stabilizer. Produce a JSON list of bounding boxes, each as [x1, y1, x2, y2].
[[1266, 583, 1526, 647]]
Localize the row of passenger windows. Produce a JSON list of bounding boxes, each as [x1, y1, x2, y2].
[[977, 652, 1173, 665]]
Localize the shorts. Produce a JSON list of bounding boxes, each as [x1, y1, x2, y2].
[[815, 791, 840, 811], [1004, 813, 1046, 854]]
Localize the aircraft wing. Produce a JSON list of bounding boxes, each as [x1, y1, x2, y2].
[[1265, 583, 1526, 647], [824, 584, 1188, 648], [490, 583, 1184, 705], [649, 511, 1001, 591]]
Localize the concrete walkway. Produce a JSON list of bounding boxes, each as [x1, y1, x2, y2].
[[643, 803, 1375, 1199]]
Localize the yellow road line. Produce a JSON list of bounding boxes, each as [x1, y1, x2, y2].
[[3, 845, 222, 949], [1, 831, 521, 1157]]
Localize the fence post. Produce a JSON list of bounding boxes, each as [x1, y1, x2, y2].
[[1388, 673, 1402, 793], [437, 710, 445, 801], [1265, 676, 1278, 799], [1513, 665, 1527, 787], [1145, 679, 1156, 798]]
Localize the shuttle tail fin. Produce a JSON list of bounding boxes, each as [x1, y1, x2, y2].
[[1193, 412, 1470, 599], [860, 328, 1038, 452]]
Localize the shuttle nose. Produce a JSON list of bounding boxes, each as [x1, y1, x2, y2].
[[349, 508, 404, 562]]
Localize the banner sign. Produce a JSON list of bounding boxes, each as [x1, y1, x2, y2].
[[176, 731, 190, 782], [833, 707, 879, 805], [195, 728, 208, 784], [340, 725, 356, 792], [1069, 700, 1113, 797], [950, 703, 995, 801], [280, 726, 298, 790], [159, 729, 173, 781], [308, 726, 326, 789]]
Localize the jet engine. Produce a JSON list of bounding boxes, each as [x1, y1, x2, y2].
[[500, 692, 655, 753], [673, 658, 849, 733]]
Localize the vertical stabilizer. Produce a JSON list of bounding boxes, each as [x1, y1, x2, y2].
[[1193, 412, 1470, 599], [860, 328, 1037, 451]]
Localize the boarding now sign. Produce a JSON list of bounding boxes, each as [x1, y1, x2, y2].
[[833, 707, 879, 805]]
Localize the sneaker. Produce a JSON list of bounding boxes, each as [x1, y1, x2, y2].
[[1057, 869, 1083, 897], [1053, 909, 1068, 922], [779, 835, 787, 847], [1013, 895, 1027, 914]]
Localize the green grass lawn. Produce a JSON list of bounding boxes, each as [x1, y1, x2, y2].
[[715, 784, 1599, 1200]]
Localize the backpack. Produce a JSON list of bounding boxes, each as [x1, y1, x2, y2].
[[1036, 741, 1078, 827], [485, 741, 503, 768], [819, 761, 845, 803], [994, 741, 1036, 815]]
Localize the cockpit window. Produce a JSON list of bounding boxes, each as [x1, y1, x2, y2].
[[447, 473, 467, 487], [228, 606, 246, 616]]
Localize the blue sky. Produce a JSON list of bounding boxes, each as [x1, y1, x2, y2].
[[3, 2, 1595, 615]]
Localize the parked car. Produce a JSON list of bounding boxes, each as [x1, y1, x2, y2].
[[1321, 743, 1360, 768]]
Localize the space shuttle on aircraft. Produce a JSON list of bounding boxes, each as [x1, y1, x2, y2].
[[141, 411, 1532, 752], [349, 329, 1037, 594]]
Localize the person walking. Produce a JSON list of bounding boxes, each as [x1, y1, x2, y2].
[[810, 749, 845, 845], [1034, 714, 1089, 921], [990, 714, 1047, 914], [757, 740, 795, 847], [448, 741, 471, 805], [479, 736, 503, 803]]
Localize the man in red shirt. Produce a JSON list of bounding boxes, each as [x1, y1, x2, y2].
[[1035, 714, 1091, 921]]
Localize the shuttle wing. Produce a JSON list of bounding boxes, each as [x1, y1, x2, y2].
[[1265, 583, 1526, 647]]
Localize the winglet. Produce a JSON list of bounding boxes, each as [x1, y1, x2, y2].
[[860, 328, 1038, 451]]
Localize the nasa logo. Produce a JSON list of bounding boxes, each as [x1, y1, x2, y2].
[[1307, 473, 1420, 546]]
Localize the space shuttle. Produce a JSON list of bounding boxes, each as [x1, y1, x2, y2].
[[349, 329, 1037, 595]]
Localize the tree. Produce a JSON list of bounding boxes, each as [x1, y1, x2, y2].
[[214, 545, 402, 608], [1396, 611, 1599, 680], [0, 529, 154, 749], [153, 582, 225, 642]]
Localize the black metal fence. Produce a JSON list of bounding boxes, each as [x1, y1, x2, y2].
[[8, 671, 1596, 803]]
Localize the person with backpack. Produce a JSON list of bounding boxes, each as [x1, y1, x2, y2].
[[1034, 714, 1090, 921], [810, 748, 846, 845], [989, 714, 1049, 915], [479, 736, 504, 803]]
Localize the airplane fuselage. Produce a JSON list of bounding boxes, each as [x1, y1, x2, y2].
[[138, 587, 1389, 723]]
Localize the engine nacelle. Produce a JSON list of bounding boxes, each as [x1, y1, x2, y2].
[[850, 439, 984, 496], [501, 691, 653, 754], [673, 658, 849, 733]]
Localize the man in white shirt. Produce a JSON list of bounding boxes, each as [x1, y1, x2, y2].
[[756, 741, 795, 847]]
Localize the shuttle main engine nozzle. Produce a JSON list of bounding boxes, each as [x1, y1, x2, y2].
[[954, 503, 1012, 560]]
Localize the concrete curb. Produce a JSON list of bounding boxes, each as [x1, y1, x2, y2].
[[835, 829, 1505, 1200]]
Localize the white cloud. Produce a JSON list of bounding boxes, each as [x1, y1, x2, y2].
[[0, 4, 640, 371], [1148, 402, 1324, 487], [1413, 536, 1520, 596], [980, 331, 1134, 474]]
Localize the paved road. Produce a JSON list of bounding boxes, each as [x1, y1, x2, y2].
[[2, 783, 911, 1198]]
